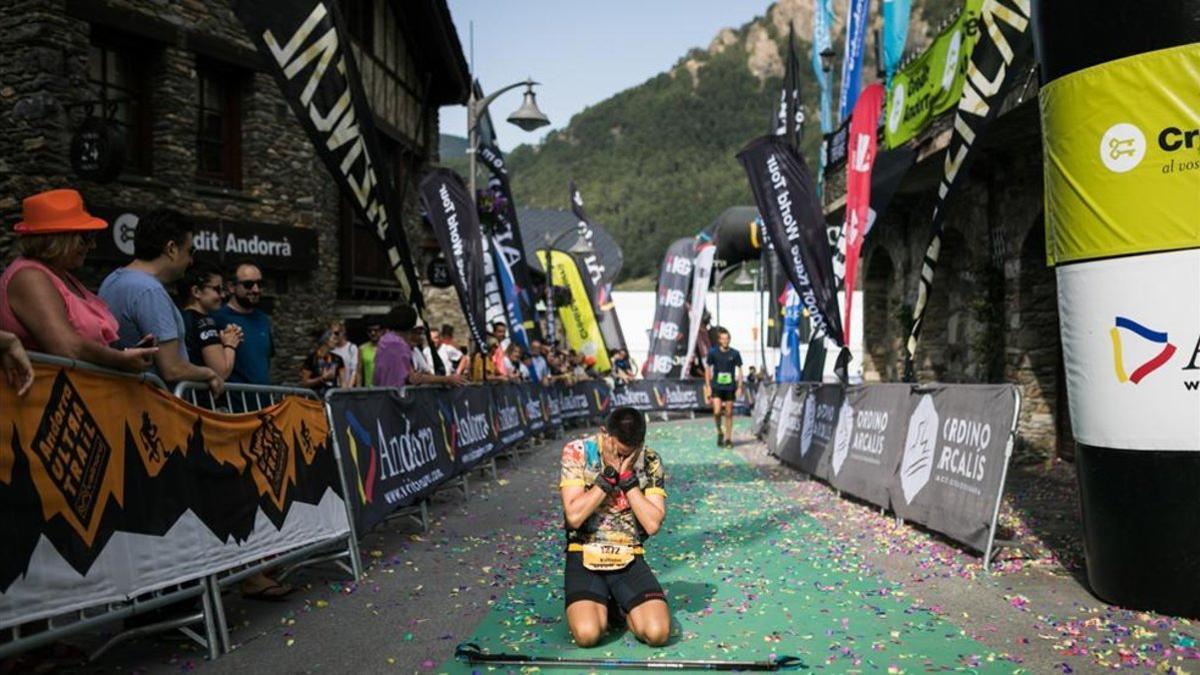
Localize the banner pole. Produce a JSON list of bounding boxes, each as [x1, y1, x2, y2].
[[983, 387, 1020, 573], [324, 391, 365, 581]]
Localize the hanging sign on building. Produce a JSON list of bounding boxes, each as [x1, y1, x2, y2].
[[88, 207, 319, 271]]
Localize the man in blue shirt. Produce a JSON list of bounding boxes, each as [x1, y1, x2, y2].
[[213, 262, 274, 385], [705, 327, 743, 448], [99, 210, 221, 393]]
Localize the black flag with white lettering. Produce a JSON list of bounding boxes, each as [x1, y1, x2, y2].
[[232, 0, 423, 307], [738, 135, 844, 349], [644, 238, 695, 379], [770, 25, 805, 150], [419, 169, 489, 351], [568, 181, 627, 353], [474, 81, 543, 342], [904, 0, 1033, 380]]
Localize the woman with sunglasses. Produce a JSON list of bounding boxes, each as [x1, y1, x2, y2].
[[177, 262, 243, 378], [0, 189, 156, 372]]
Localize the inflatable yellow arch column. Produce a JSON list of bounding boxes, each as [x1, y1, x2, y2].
[[1035, 0, 1200, 616]]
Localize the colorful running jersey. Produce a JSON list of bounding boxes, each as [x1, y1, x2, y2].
[[559, 437, 666, 547]]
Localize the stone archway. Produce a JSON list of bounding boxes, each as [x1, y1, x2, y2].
[[917, 230, 973, 382], [862, 248, 902, 381], [1015, 217, 1070, 462]]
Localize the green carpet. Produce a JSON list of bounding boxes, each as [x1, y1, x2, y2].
[[443, 419, 1006, 673]]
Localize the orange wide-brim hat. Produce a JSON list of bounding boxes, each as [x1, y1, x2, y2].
[[14, 189, 108, 234]]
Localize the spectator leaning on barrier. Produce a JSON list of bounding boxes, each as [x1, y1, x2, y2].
[[328, 319, 359, 388], [299, 328, 344, 397], [99, 209, 221, 393], [529, 339, 549, 383], [0, 330, 35, 396], [0, 189, 156, 372], [360, 319, 382, 388], [437, 323, 467, 375], [470, 336, 507, 383], [492, 320, 510, 351], [506, 343, 527, 381], [424, 326, 451, 376], [373, 304, 465, 388], [213, 262, 273, 385], [177, 263, 242, 379]]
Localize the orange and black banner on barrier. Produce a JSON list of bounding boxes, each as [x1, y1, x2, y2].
[[0, 363, 349, 630]]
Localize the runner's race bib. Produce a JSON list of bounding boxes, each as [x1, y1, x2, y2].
[[582, 543, 636, 571], [716, 372, 733, 386]]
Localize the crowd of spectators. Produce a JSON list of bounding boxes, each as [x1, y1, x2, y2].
[[0, 189, 639, 400]]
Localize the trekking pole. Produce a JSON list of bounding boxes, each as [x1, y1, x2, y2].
[[455, 643, 805, 671]]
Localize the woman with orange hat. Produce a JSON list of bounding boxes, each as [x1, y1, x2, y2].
[[0, 189, 156, 372]]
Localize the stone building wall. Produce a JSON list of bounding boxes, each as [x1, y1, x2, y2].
[[0, 0, 452, 384], [850, 102, 1067, 464]]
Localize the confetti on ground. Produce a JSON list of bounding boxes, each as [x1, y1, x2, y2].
[[438, 420, 1014, 672]]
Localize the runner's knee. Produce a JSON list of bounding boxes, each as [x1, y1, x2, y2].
[[634, 616, 670, 646], [570, 621, 603, 647]]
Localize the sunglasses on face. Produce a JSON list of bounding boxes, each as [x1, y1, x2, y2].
[[238, 279, 263, 290]]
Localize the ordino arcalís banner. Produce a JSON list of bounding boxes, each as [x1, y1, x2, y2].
[[1036, 4, 1200, 616], [538, 250, 612, 373], [751, 382, 777, 437], [326, 388, 455, 535], [887, 384, 1017, 553], [764, 382, 790, 450], [787, 383, 843, 481], [769, 384, 810, 459], [883, 0, 983, 149], [0, 363, 348, 630], [827, 384, 911, 510]]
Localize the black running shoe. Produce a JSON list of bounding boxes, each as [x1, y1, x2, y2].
[[724, 438, 734, 448], [716, 431, 724, 447]]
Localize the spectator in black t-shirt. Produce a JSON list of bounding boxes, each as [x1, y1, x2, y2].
[[177, 263, 242, 379], [299, 329, 344, 397]]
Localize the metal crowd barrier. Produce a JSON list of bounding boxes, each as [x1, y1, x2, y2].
[[173, 381, 362, 655], [0, 354, 218, 663]]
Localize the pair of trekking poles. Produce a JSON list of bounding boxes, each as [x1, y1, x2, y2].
[[455, 642, 804, 671]]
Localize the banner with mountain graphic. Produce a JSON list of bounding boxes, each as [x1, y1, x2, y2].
[[0, 363, 347, 630]]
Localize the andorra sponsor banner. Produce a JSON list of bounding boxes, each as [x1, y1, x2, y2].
[[519, 384, 549, 434], [327, 388, 455, 535], [2, 363, 347, 629], [489, 383, 530, 448], [1055, 250, 1200, 450], [828, 384, 911, 509], [789, 384, 843, 481], [440, 386, 499, 470], [889, 384, 1018, 552]]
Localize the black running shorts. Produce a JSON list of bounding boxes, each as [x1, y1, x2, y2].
[[564, 552, 666, 613], [712, 387, 737, 402]]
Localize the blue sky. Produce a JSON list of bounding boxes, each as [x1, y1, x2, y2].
[[439, 0, 770, 153]]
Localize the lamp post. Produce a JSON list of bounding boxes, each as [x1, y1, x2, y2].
[[466, 78, 550, 198]]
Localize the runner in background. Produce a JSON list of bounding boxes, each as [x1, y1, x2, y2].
[[705, 327, 743, 448]]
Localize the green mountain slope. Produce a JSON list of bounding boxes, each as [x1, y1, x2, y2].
[[496, 0, 954, 280]]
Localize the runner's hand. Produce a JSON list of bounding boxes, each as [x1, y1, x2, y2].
[[596, 466, 619, 495], [619, 446, 642, 475]]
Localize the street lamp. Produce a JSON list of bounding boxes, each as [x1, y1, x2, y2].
[[467, 78, 550, 198], [820, 47, 835, 74]]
